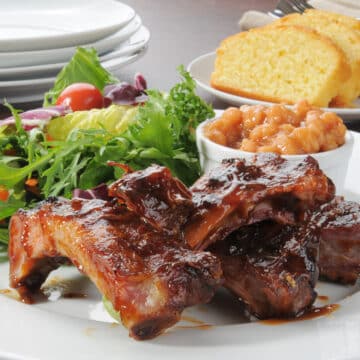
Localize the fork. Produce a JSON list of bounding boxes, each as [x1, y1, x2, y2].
[[268, 0, 314, 18], [288, 0, 314, 11]]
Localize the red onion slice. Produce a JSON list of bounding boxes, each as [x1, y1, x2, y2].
[[1, 105, 71, 131], [72, 183, 110, 200]]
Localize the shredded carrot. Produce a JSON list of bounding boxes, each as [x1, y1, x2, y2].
[[0, 186, 9, 202], [25, 178, 38, 187]]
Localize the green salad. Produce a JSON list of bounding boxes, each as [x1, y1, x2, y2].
[[0, 47, 214, 260]]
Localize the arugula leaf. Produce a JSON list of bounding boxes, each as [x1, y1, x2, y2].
[[4, 101, 26, 138], [0, 229, 8, 245], [43, 47, 118, 106], [0, 229, 9, 261], [0, 196, 26, 220], [0, 102, 54, 192], [0, 151, 54, 189]]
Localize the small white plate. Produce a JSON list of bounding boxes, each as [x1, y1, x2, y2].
[[0, 48, 148, 104], [0, 25, 150, 81], [0, 15, 142, 69], [188, 52, 360, 121], [0, 134, 359, 359], [0, 0, 135, 52]]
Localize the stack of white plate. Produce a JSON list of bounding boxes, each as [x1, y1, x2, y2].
[[0, 0, 150, 104]]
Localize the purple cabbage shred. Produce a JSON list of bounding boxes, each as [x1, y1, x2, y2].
[[104, 73, 147, 106]]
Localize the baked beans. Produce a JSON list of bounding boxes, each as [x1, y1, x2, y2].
[[204, 101, 346, 155]]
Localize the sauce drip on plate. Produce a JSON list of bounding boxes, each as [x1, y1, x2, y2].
[[261, 304, 340, 325], [176, 315, 213, 330], [62, 292, 87, 299], [317, 295, 329, 302]]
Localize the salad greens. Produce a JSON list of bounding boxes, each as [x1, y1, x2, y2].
[[0, 62, 214, 254], [43, 47, 117, 106]]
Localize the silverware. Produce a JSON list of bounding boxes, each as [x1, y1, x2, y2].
[[268, 0, 314, 18], [289, 0, 314, 11]]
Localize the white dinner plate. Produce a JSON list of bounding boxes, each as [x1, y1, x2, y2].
[[0, 0, 135, 52], [188, 52, 360, 121], [0, 48, 148, 104], [0, 25, 150, 81], [0, 15, 142, 69], [0, 133, 359, 359]]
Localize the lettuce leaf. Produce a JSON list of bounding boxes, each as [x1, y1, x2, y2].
[[47, 105, 138, 140], [43, 47, 118, 106], [102, 296, 121, 322]]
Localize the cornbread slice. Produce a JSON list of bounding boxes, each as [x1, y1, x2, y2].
[[211, 25, 351, 107], [273, 12, 360, 105], [304, 9, 360, 34]]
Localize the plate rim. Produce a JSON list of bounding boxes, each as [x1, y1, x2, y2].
[[0, 0, 136, 52], [0, 15, 142, 69]]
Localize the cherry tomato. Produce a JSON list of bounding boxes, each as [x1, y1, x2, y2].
[[56, 83, 104, 111], [0, 186, 9, 202]]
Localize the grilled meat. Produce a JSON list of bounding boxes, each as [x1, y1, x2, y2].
[[312, 197, 360, 284], [108, 164, 195, 236], [9, 154, 356, 339], [9, 165, 222, 340], [210, 221, 320, 318], [185, 153, 335, 250]]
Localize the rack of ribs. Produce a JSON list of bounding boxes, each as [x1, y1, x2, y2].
[[8, 154, 356, 338], [185, 153, 335, 250], [8, 165, 222, 340]]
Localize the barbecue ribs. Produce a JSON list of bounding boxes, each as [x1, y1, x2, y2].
[[9, 166, 222, 340], [210, 221, 320, 318], [108, 164, 195, 236], [312, 198, 360, 284], [187, 153, 336, 319], [9, 154, 354, 338], [185, 153, 335, 250]]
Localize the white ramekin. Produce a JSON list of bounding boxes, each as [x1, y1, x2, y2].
[[196, 112, 354, 195]]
